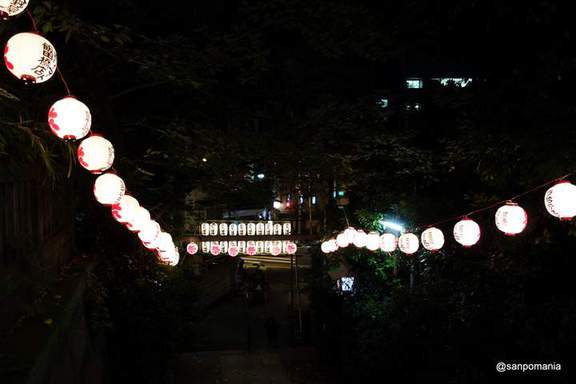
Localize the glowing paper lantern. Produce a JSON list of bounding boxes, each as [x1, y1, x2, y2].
[[366, 231, 380, 251], [158, 246, 179, 266], [246, 241, 257, 256], [270, 244, 282, 256], [343, 227, 356, 244], [201, 223, 210, 236], [379, 233, 397, 252], [48, 97, 91, 140], [77, 135, 113, 173], [155, 232, 173, 253], [4, 32, 57, 83], [421, 227, 445, 251], [398, 233, 419, 254], [453, 218, 481, 247], [93, 173, 125, 205], [228, 244, 239, 257], [127, 206, 151, 232], [210, 242, 221, 256], [0, 0, 30, 18], [353, 230, 367, 248], [495, 203, 528, 235], [321, 241, 332, 254], [544, 181, 576, 220], [186, 242, 199, 255], [111, 195, 139, 224], [336, 232, 349, 248], [286, 242, 297, 255], [138, 220, 161, 244], [327, 239, 339, 252]]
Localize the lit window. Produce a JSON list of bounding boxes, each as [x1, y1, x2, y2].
[[433, 77, 472, 87], [406, 78, 423, 89], [338, 191, 345, 197], [377, 98, 389, 108]]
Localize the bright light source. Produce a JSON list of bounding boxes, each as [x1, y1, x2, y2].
[[273, 200, 283, 209], [337, 191, 345, 197], [406, 78, 423, 89], [379, 220, 405, 233], [202, 158, 207, 162], [339, 277, 355, 292], [256, 173, 265, 179], [311, 196, 317, 205]]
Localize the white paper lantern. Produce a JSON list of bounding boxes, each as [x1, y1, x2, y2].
[[495, 203, 528, 235], [270, 244, 282, 256], [544, 181, 576, 220], [379, 233, 397, 252], [126, 206, 151, 232], [365, 231, 380, 251], [0, 0, 30, 17], [111, 195, 139, 224], [138, 220, 161, 244], [453, 218, 481, 247], [155, 232, 173, 253], [210, 242, 221, 256], [321, 241, 332, 254], [353, 230, 367, 248], [286, 242, 297, 255], [93, 173, 125, 205], [48, 97, 91, 140], [421, 227, 445, 251], [186, 242, 199, 255], [158, 246, 179, 266], [228, 244, 239, 257], [336, 233, 349, 248], [343, 227, 356, 244], [77, 135, 114, 173], [398, 233, 419, 254], [4, 32, 57, 83]]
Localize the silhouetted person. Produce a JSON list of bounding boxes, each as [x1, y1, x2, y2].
[[264, 316, 279, 347]]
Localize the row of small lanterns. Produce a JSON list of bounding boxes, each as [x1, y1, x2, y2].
[[322, 181, 576, 255], [1, 1, 179, 265], [185, 240, 298, 257]]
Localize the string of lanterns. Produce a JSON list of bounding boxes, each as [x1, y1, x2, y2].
[[184, 240, 298, 257], [1, 3, 179, 266], [322, 178, 576, 256]]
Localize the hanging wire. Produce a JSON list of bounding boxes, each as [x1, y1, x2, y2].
[[414, 173, 572, 231], [26, 10, 38, 32]]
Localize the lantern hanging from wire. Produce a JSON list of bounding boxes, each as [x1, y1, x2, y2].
[[421, 227, 445, 251], [210, 242, 221, 256], [336, 232, 350, 248], [353, 230, 367, 248], [0, 0, 30, 18], [111, 195, 139, 224], [48, 97, 91, 140], [495, 202, 528, 235], [398, 233, 419, 254], [246, 241, 257, 256], [365, 231, 380, 251], [186, 242, 199, 255], [158, 246, 178, 266], [155, 232, 173, 253], [321, 241, 332, 254], [379, 233, 397, 252], [138, 220, 161, 245], [453, 218, 481, 247], [4, 32, 57, 83], [544, 181, 576, 220], [78, 135, 114, 173], [270, 243, 282, 256], [93, 173, 125, 205], [327, 239, 339, 253], [343, 227, 356, 244], [126, 206, 151, 232]]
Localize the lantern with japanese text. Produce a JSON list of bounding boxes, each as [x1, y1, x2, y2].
[[246, 241, 257, 256], [126, 206, 150, 232], [48, 97, 91, 140], [421, 227, 445, 251], [93, 173, 125, 205], [0, 0, 30, 18], [365, 231, 380, 251], [544, 181, 576, 220], [4, 32, 57, 83], [453, 218, 481, 247], [111, 195, 139, 224], [270, 243, 282, 256], [138, 220, 161, 245], [286, 242, 297, 255], [495, 203, 528, 235], [210, 242, 221, 256], [186, 242, 199, 255], [398, 233, 419, 254], [78, 135, 114, 173], [155, 232, 173, 253], [228, 244, 239, 257], [379, 233, 397, 252]]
